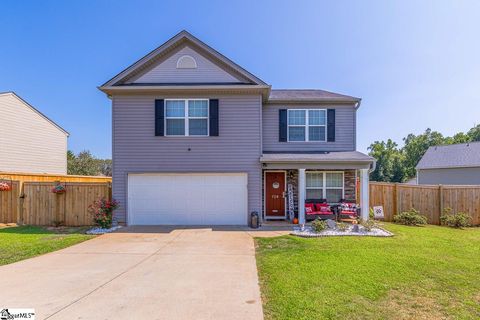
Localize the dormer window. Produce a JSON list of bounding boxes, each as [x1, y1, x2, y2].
[[176, 55, 197, 69]]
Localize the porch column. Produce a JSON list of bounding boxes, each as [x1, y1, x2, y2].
[[360, 168, 370, 220], [298, 168, 306, 226]]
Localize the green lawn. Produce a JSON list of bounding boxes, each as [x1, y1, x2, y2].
[[255, 223, 480, 320], [0, 226, 95, 266]]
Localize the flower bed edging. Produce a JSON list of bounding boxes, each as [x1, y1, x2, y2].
[[86, 226, 122, 235], [291, 225, 393, 238]]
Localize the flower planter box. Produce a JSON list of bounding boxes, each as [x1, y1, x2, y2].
[[51, 184, 66, 194], [0, 181, 12, 191]]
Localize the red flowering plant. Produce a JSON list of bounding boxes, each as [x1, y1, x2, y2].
[[51, 184, 66, 194], [88, 198, 119, 229], [0, 181, 12, 191]]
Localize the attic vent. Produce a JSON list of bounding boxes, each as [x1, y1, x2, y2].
[[176, 55, 197, 69]]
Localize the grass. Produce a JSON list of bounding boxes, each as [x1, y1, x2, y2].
[[255, 223, 480, 320], [0, 225, 95, 266]]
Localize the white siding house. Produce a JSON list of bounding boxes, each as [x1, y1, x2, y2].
[[0, 92, 69, 174]]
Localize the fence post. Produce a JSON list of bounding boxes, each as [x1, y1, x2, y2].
[[18, 182, 24, 224], [439, 184, 444, 225], [108, 182, 112, 201], [394, 183, 399, 216]]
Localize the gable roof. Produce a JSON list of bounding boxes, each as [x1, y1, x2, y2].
[[416, 142, 480, 170], [268, 89, 361, 104], [0, 92, 69, 136], [100, 30, 268, 89]]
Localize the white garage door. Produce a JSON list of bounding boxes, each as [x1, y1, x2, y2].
[[128, 173, 248, 225]]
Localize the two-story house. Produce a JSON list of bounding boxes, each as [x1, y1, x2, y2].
[[99, 31, 375, 226]]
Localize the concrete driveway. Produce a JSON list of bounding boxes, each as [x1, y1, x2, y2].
[[0, 226, 287, 320]]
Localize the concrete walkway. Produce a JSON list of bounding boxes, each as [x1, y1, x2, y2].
[[0, 226, 288, 320]]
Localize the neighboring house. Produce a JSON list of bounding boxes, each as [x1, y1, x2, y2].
[[416, 142, 480, 185], [99, 30, 375, 226], [405, 177, 417, 185], [0, 92, 69, 174]]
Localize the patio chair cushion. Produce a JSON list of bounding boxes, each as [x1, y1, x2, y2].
[[339, 202, 358, 215], [305, 203, 315, 214], [315, 203, 333, 214]]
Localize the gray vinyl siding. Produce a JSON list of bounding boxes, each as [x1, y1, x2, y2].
[[129, 46, 243, 84], [417, 167, 480, 185], [112, 93, 262, 224], [262, 104, 356, 152], [0, 94, 67, 174]]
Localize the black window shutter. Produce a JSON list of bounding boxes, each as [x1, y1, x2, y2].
[[278, 109, 287, 142], [279, 109, 287, 142], [327, 109, 335, 142], [209, 99, 219, 136], [155, 99, 164, 136]]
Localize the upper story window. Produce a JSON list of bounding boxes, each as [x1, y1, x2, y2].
[[165, 99, 208, 136], [288, 109, 326, 142]]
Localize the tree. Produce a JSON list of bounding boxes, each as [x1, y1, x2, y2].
[[450, 132, 471, 144], [402, 129, 446, 178], [467, 124, 480, 142], [367, 124, 480, 182], [368, 139, 405, 182], [67, 150, 112, 176], [97, 159, 112, 177], [67, 150, 76, 174]]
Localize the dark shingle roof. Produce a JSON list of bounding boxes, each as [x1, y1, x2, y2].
[[416, 142, 480, 169], [268, 89, 360, 103]]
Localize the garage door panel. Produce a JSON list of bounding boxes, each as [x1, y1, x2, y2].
[[128, 173, 247, 225]]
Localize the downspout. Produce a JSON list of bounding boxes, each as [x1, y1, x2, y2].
[[369, 159, 376, 174]]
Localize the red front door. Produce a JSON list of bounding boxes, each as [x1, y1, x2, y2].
[[265, 172, 286, 217]]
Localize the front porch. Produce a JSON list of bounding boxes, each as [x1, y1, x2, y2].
[[260, 152, 375, 225]]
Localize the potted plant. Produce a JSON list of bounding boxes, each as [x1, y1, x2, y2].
[[89, 198, 119, 229]]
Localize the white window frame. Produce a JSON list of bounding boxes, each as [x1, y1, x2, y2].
[[305, 171, 344, 203], [165, 98, 209, 136], [287, 109, 327, 142]]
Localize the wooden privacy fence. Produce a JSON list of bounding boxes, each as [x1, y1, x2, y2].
[[370, 182, 480, 225], [0, 181, 111, 226], [0, 171, 111, 191], [0, 180, 20, 224]]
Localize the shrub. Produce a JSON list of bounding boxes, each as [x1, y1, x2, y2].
[[393, 208, 427, 226], [311, 219, 328, 233], [89, 198, 119, 229], [359, 219, 378, 231], [440, 208, 471, 228], [336, 222, 349, 232]]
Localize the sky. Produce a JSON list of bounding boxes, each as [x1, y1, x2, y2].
[[1, 0, 480, 159]]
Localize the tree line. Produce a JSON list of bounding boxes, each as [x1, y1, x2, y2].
[[368, 125, 480, 182], [67, 150, 112, 176]]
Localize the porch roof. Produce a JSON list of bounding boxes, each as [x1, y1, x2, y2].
[[260, 151, 375, 169]]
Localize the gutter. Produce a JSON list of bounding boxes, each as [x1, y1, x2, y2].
[[354, 99, 362, 110]]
